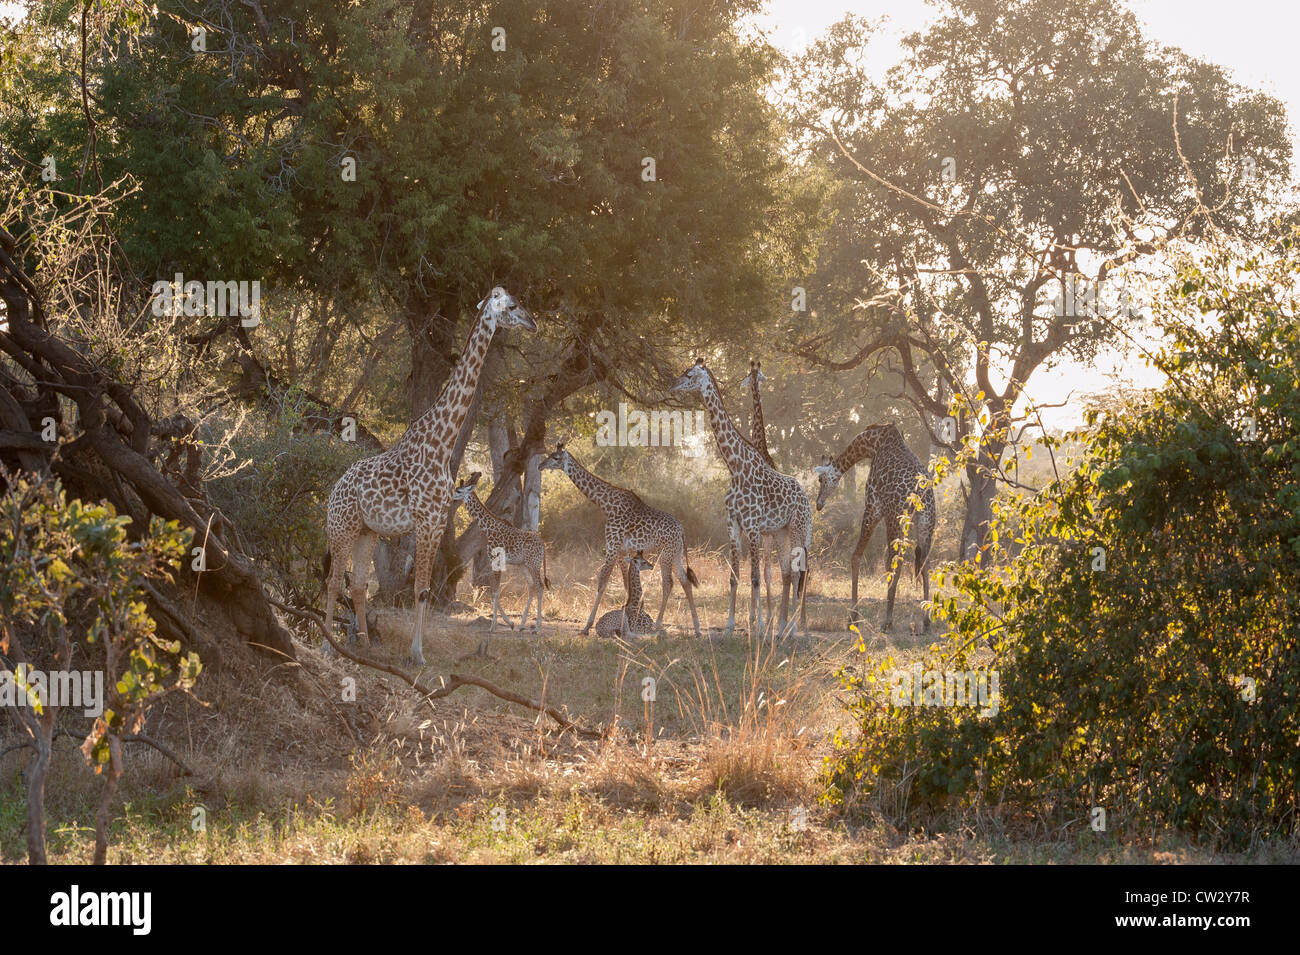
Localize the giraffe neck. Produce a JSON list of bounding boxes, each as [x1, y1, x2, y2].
[[401, 307, 495, 459], [700, 377, 764, 478], [625, 565, 643, 609], [834, 427, 897, 474], [749, 378, 774, 467], [463, 491, 506, 533], [562, 456, 625, 512]]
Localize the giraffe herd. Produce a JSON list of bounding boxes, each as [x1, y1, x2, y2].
[[323, 288, 937, 664]]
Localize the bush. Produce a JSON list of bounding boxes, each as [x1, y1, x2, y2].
[[207, 396, 368, 600], [0, 471, 199, 862], [823, 240, 1300, 847]]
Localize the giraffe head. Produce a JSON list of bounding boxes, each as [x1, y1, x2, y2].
[[538, 441, 573, 474], [812, 455, 844, 511], [629, 550, 654, 574], [477, 286, 536, 332], [452, 471, 483, 503], [813, 424, 895, 510], [669, 358, 716, 398], [741, 359, 767, 391]]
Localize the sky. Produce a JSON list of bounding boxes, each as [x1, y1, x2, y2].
[[4, 0, 1295, 427]]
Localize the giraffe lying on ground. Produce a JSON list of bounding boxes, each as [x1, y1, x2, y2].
[[323, 287, 536, 665], [539, 442, 701, 636], [814, 423, 936, 633], [595, 551, 656, 639], [671, 359, 811, 640], [452, 472, 549, 633]]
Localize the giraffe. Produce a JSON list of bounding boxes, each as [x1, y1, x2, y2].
[[813, 423, 936, 633], [670, 359, 811, 640], [451, 472, 549, 633], [594, 551, 656, 639], [323, 287, 536, 666], [539, 443, 701, 636]]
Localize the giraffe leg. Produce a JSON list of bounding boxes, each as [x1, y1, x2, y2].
[[726, 517, 742, 633], [849, 504, 881, 630], [762, 538, 774, 632], [674, 551, 701, 637], [518, 568, 533, 631], [798, 549, 810, 638], [746, 530, 764, 638], [490, 571, 508, 633], [917, 518, 934, 634], [350, 532, 378, 648], [775, 531, 793, 642], [654, 551, 672, 633], [582, 555, 619, 634], [883, 518, 904, 633], [322, 528, 355, 654], [529, 565, 544, 632], [409, 525, 438, 666]]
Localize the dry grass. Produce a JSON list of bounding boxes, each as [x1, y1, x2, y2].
[[2, 551, 1290, 864]]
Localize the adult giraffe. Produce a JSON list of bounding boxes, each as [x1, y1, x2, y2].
[[323, 287, 536, 665], [814, 423, 936, 633], [671, 359, 811, 640]]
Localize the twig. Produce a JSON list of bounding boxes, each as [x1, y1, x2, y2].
[[426, 673, 603, 740]]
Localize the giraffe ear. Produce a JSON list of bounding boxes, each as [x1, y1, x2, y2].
[[468, 471, 482, 485], [695, 357, 704, 366], [556, 440, 565, 451]]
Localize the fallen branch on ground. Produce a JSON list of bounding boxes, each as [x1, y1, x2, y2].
[[267, 597, 603, 739], [0, 729, 198, 777]]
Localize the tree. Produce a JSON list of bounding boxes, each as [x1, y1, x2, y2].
[[4, 0, 797, 606], [824, 233, 1300, 845], [789, 0, 1293, 559]]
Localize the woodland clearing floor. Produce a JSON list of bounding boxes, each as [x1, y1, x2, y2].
[[2, 554, 1295, 864]]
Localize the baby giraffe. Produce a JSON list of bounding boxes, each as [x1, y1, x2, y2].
[[452, 472, 549, 633], [595, 552, 656, 639]]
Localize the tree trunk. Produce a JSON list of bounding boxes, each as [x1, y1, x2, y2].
[[959, 444, 1001, 563], [23, 709, 55, 865], [92, 735, 123, 865], [0, 224, 295, 664], [522, 453, 542, 532]]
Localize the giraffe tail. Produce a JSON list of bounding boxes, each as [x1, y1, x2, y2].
[[686, 566, 699, 587], [543, 548, 551, 590]]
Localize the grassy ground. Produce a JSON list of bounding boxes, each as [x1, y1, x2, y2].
[[2, 548, 1294, 864]]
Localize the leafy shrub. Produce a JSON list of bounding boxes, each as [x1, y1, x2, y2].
[[0, 471, 199, 862], [207, 396, 368, 600], [823, 241, 1300, 847]]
